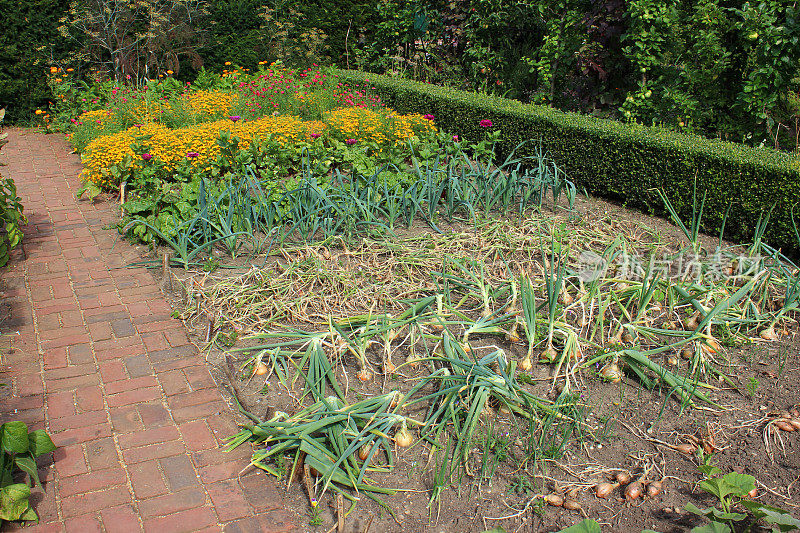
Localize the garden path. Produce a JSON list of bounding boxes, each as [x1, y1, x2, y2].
[[0, 129, 297, 533]]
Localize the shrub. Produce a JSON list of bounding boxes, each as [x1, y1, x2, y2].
[[0, 134, 26, 267], [336, 69, 800, 256]]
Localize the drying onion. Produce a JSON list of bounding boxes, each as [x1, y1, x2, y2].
[[358, 444, 370, 461], [615, 472, 631, 485], [789, 419, 800, 431], [356, 368, 373, 382], [563, 500, 582, 511], [646, 481, 663, 498], [254, 362, 269, 376], [760, 327, 778, 341], [540, 346, 558, 362], [680, 346, 694, 360], [666, 355, 678, 367], [545, 494, 564, 507], [395, 426, 413, 447], [599, 363, 623, 383], [673, 443, 696, 455], [624, 481, 643, 501], [519, 355, 533, 372], [774, 420, 795, 432], [595, 482, 617, 499]]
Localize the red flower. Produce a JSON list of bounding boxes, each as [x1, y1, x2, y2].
[[479, 119, 493, 128]]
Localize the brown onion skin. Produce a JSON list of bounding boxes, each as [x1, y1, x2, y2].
[[615, 472, 632, 485], [563, 500, 582, 511], [646, 481, 663, 498], [624, 481, 643, 501], [545, 494, 564, 507], [775, 420, 795, 432], [674, 443, 697, 455], [595, 482, 616, 499]]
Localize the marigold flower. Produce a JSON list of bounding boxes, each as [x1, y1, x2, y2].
[[224, 61, 232, 66], [49, 66, 58, 74], [166, 70, 173, 75], [479, 119, 493, 128], [66, 68, 74, 72], [35, 109, 43, 115]]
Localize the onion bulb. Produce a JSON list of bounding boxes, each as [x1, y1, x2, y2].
[[563, 499, 582, 511], [666, 355, 678, 367], [646, 481, 663, 498], [789, 419, 800, 431], [383, 360, 396, 374], [358, 444, 370, 461], [774, 420, 795, 432], [356, 368, 373, 382], [615, 472, 631, 485], [559, 290, 573, 306], [599, 363, 622, 383], [519, 355, 533, 372], [595, 482, 617, 499], [540, 346, 558, 362], [673, 443, 696, 455], [748, 487, 758, 498], [685, 312, 700, 331], [624, 481, 643, 501], [545, 494, 564, 507], [680, 346, 694, 360], [760, 328, 778, 341], [622, 332, 634, 344], [506, 323, 521, 343], [395, 426, 413, 447], [254, 362, 269, 376], [701, 338, 721, 355]]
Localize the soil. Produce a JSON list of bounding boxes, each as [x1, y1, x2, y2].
[[147, 193, 800, 533]]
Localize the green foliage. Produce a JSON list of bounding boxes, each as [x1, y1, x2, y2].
[[686, 456, 800, 533], [338, 69, 800, 256], [0, 134, 26, 267], [0, 421, 56, 523], [0, 0, 73, 123]]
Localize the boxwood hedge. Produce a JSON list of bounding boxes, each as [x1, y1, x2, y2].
[[337, 69, 800, 258]]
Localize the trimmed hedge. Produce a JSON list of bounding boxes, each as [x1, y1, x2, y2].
[[337, 69, 800, 257]]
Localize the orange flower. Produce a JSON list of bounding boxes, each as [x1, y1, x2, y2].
[[49, 66, 58, 74], [166, 70, 173, 75], [66, 68, 74, 72], [55, 78, 62, 82], [35, 109, 43, 115], [224, 61, 231, 66]]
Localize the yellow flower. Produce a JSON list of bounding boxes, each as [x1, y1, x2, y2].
[[55, 78, 62, 82], [49, 66, 58, 74], [224, 61, 232, 66], [66, 68, 74, 72], [166, 70, 173, 75], [35, 109, 43, 115]]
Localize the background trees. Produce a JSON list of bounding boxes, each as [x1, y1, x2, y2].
[[3, 0, 799, 152]]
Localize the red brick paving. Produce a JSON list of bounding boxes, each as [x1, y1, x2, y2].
[[0, 129, 298, 532]]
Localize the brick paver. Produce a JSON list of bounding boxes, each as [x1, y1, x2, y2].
[[0, 129, 298, 532]]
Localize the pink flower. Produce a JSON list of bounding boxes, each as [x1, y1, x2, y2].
[[310, 133, 321, 139], [452, 135, 459, 142], [345, 139, 357, 145], [229, 115, 241, 122], [424, 114, 435, 121], [141, 153, 153, 161], [479, 119, 493, 128], [187, 151, 199, 158]]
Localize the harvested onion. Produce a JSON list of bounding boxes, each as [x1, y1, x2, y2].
[[646, 481, 663, 498], [774, 420, 795, 432], [624, 481, 643, 501], [540, 346, 558, 362], [615, 472, 631, 485], [760, 327, 778, 341], [599, 363, 623, 383], [673, 443, 697, 455], [680, 346, 694, 359], [519, 355, 533, 372], [356, 368, 373, 382], [254, 362, 269, 376], [595, 482, 617, 499], [563, 499, 582, 511], [545, 494, 564, 507], [395, 426, 413, 447], [358, 444, 370, 461]]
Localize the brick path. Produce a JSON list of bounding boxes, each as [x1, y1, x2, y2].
[[0, 129, 298, 532]]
